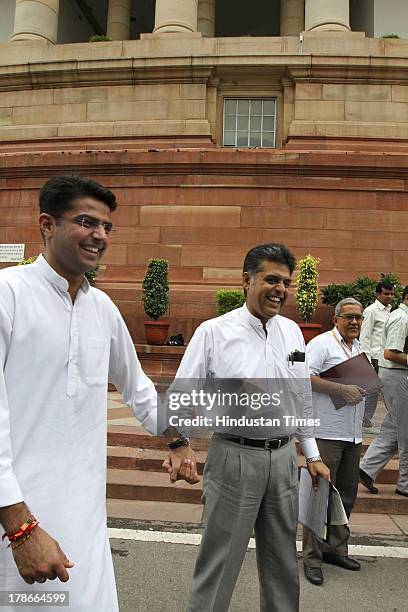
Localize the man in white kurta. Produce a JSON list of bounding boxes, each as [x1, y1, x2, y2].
[[0, 176, 158, 611]]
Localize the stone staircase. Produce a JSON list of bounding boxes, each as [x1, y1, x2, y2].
[[106, 426, 408, 524]]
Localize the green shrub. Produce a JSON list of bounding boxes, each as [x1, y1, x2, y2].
[[17, 256, 37, 266], [215, 289, 245, 316], [142, 258, 169, 320], [382, 33, 400, 38], [89, 34, 112, 42], [85, 264, 99, 286], [321, 273, 403, 310], [295, 255, 320, 323]]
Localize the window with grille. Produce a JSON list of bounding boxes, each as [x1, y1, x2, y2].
[[223, 98, 276, 148]]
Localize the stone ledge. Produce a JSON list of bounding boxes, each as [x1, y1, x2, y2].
[[135, 343, 186, 356]]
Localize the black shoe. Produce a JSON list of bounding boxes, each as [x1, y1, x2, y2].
[[304, 566, 323, 585], [322, 554, 361, 571], [395, 489, 408, 497], [359, 468, 379, 494]]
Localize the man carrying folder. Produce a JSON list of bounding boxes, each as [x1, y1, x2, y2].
[[302, 298, 366, 586]]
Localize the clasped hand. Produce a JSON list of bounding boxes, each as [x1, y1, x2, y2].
[[162, 446, 200, 485]]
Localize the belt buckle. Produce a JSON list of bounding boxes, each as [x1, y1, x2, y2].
[[265, 438, 280, 450]]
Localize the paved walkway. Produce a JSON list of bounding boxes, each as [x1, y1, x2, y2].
[[107, 392, 408, 539]]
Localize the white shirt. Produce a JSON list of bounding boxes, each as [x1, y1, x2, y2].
[[307, 328, 364, 443], [174, 304, 319, 459], [360, 299, 391, 361], [0, 256, 157, 611], [379, 303, 408, 369]]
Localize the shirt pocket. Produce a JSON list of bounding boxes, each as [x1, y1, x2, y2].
[[85, 338, 109, 386]]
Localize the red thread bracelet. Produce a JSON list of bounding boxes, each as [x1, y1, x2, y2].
[[2, 514, 39, 546]]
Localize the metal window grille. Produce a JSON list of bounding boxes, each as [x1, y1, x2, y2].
[[223, 98, 276, 148]]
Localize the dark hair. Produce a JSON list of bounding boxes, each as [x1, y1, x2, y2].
[[376, 281, 394, 294], [402, 286, 408, 300], [39, 175, 117, 215], [243, 243, 296, 276]]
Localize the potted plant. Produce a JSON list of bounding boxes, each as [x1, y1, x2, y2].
[[142, 258, 170, 345], [215, 288, 245, 315], [295, 254, 322, 343]]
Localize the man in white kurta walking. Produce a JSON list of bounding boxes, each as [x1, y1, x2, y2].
[[0, 175, 190, 611]]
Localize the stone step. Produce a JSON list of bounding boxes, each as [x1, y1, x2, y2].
[[107, 469, 406, 513], [355, 485, 408, 514], [107, 446, 399, 484], [107, 426, 210, 451], [107, 446, 207, 474], [107, 498, 203, 525], [107, 427, 382, 454], [107, 468, 202, 504]]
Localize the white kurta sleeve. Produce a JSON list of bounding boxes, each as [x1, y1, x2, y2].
[[359, 307, 375, 360], [0, 279, 24, 507], [108, 304, 158, 435]]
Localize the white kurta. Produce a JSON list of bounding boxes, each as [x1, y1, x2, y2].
[[0, 256, 157, 611]]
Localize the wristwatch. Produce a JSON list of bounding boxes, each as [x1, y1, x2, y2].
[[168, 432, 190, 450], [306, 456, 322, 464]]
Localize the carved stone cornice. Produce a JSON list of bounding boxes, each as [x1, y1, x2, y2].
[[0, 147, 407, 181]]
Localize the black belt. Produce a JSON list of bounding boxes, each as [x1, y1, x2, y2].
[[220, 434, 292, 450]]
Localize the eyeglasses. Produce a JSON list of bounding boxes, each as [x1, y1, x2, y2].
[[53, 214, 115, 235], [337, 314, 364, 322]]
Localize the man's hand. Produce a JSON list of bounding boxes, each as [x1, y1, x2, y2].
[[162, 446, 200, 485], [12, 526, 74, 584], [307, 461, 330, 491], [340, 384, 366, 405]]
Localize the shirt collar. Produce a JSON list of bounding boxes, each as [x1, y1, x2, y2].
[[241, 303, 277, 331], [33, 254, 90, 295], [332, 326, 360, 350], [374, 299, 391, 312]]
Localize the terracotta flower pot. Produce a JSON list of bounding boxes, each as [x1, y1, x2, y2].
[[144, 320, 170, 345], [298, 323, 322, 344]]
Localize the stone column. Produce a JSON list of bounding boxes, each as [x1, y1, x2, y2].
[[198, 0, 215, 37], [280, 0, 304, 36], [11, 0, 59, 43], [305, 0, 350, 32], [154, 0, 198, 33], [107, 0, 131, 40]]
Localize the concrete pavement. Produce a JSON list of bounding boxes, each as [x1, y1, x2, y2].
[[111, 537, 407, 612]]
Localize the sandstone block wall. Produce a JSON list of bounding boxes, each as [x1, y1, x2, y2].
[[0, 148, 407, 341]]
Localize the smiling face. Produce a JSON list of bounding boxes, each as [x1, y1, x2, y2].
[[243, 260, 291, 324], [334, 303, 364, 345], [39, 196, 112, 283]]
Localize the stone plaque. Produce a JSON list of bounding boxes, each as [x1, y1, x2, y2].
[[0, 244, 25, 263]]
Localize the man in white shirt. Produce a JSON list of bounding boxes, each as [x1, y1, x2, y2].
[[359, 282, 394, 434], [360, 286, 408, 498], [0, 175, 183, 611], [302, 298, 365, 586], [163, 243, 330, 612]]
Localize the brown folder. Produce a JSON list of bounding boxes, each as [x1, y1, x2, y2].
[[319, 352, 383, 409]]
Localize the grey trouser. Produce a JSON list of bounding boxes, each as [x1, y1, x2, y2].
[[187, 434, 299, 612], [363, 359, 379, 427], [360, 367, 408, 493], [303, 439, 361, 568]]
